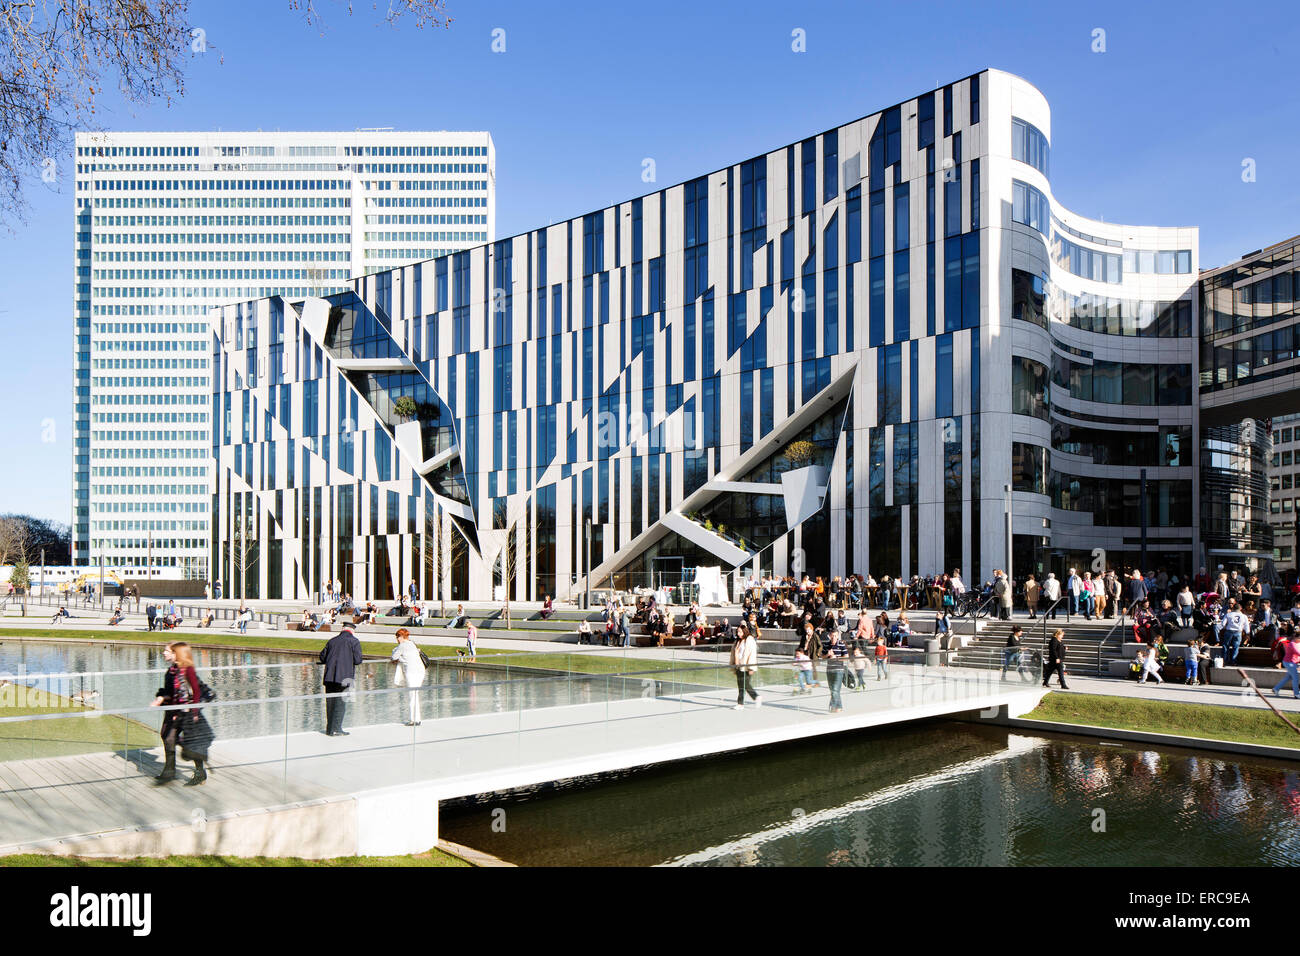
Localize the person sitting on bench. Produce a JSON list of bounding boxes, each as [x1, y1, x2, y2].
[[200, 609, 216, 628], [655, 611, 675, 648], [539, 595, 555, 619], [302, 609, 321, 631], [51, 606, 70, 624], [448, 604, 468, 628]]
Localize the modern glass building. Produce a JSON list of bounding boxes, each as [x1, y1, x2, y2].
[[1199, 234, 1300, 572], [1267, 412, 1300, 566], [211, 69, 1207, 602], [74, 129, 495, 581]]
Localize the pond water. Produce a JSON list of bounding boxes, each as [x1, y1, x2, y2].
[[0, 640, 639, 744], [439, 721, 1300, 866], [7, 640, 1298, 866]]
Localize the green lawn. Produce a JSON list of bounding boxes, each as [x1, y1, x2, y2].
[[0, 625, 484, 661], [0, 848, 469, 867], [1022, 692, 1300, 750], [0, 685, 158, 761]]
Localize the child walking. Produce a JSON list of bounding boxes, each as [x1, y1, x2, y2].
[[792, 646, 813, 694], [852, 644, 868, 690]]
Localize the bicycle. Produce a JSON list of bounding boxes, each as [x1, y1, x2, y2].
[[949, 592, 992, 620]]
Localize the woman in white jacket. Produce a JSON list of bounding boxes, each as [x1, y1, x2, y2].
[[390, 627, 427, 726], [730, 625, 763, 710]]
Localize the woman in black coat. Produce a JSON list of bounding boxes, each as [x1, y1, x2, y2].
[[150, 641, 214, 785]]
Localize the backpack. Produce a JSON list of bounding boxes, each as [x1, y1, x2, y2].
[[198, 680, 217, 703]]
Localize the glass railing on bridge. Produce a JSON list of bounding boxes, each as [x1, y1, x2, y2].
[[0, 649, 1038, 852]]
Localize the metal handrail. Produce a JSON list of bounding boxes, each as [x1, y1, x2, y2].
[[1093, 608, 1130, 674], [968, 593, 996, 643], [0, 651, 981, 728], [1038, 597, 1067, 645], [18, 589, 296, 630]]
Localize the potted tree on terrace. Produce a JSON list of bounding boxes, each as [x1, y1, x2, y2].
[[393, 395, 418, 422]]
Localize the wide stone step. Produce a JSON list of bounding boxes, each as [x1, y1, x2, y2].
[[352, 624, 578, 643]]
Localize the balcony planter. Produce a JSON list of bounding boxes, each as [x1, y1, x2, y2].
[[393, 396, 418, 422]]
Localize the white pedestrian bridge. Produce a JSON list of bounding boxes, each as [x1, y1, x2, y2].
[[0, 652, 1046, 859]]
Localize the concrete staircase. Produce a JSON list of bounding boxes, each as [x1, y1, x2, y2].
[[951, 618, 1129, 675]]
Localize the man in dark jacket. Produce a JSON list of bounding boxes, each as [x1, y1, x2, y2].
[[145, 603, 157, 632], [1129, 571, 1148, 613], [319, 624, 363, 736], [1042, 629, 1069, 690]]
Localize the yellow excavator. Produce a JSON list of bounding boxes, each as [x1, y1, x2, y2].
[[61, 570, 125, 595]]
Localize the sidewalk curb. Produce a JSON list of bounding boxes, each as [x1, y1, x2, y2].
[[992, 715, 1300, 761]]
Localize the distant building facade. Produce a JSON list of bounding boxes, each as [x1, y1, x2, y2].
[[75, 129, 494, 582]]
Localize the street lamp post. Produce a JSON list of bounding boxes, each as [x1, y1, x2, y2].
[[1004, 483, 1013, 590], [584, 517, 592, 610]]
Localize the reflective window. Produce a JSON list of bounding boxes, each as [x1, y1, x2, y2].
[[1012, 442, 1049, 494], [1011, 118, 1050, 178], [1011, 180, 1048, 236], [1011, 269, 1047, 330], [1012, 357, 1049, 421]]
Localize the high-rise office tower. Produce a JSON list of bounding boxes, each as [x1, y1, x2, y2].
[[73, 130, 495, 579]]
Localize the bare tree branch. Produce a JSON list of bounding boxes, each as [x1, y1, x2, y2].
[[0, 0, 452, 227]]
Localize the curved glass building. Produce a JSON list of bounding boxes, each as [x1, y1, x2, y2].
[[211, 69, 1210, 601]]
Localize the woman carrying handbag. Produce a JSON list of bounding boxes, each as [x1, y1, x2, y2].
[[150, 641, 215, 786], [390, 627, 427, 726]]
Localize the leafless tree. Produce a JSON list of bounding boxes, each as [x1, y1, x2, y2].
[[0, 0, 451, 227], [498, 522, 517, 628], [0, 516, 30, 614], [430, 505, 467, 615], [425, 507, 443, 616], [231, 513, 257, 599], [0, 515, 30, 569]]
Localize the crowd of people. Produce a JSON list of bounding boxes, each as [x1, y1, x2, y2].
[[726, 565, 1300, 622]]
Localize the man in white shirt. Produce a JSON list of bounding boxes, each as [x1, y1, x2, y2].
[[1042, 572, 1061, 619], [1219, 602, 1250, 666]]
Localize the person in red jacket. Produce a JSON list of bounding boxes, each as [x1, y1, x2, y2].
[[150, 641, 213, 785]]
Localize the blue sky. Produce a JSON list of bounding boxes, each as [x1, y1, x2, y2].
[[1, 0, 1297, 524]]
